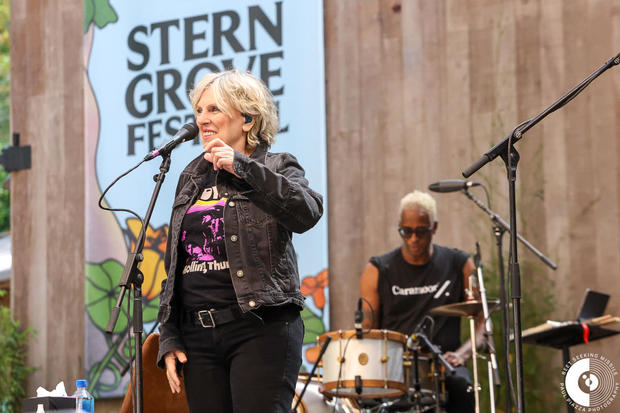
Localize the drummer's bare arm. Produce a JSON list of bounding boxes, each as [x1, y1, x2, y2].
[[360, 263, 381, 329], [443, 258, 486, 367]]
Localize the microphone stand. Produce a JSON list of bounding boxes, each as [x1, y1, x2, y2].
[[291, 336, 332, 413], [462, 51, 620, 413], [463, 187, 556, 413], [409, 332, 454, 413], [409, 332, 455, 376], [105, 154, 172, 413]]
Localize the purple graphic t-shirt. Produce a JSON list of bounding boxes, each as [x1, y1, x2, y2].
[[179, 185, 236, 309]]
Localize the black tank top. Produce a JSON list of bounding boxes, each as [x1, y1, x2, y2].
[[370, 245, 469, 352]]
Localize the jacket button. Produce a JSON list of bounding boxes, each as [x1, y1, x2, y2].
[[229, 201, 235, 207], [249, 300, 256, 307], [231, 235, 238, 242], [236, 270, 244, 278]]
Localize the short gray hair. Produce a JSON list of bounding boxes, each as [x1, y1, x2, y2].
[[189, 69, 279, 149], [399, 190, 437, 223]]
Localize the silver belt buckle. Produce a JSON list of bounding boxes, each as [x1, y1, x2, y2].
[[197, 309, 216, 328]]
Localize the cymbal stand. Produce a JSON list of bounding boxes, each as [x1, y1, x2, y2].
[[474, 242, 499, 413], [468, 314, 481, 413]]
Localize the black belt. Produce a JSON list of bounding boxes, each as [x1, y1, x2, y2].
[[182, 306, 243, 328]]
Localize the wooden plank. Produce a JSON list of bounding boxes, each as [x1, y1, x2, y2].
[[324, 0, 365, 329], [10, 0, 84, 393]]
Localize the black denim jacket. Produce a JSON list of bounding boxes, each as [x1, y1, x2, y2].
[[156, 142, 323, 367]]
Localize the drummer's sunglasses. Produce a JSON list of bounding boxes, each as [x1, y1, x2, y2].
[[398, 225, 433, 239]]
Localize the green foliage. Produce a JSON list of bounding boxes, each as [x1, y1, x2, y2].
[[0, 290, 36, 413]]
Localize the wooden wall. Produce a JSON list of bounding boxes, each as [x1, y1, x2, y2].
[[10, 0, 85, 394], [325, 0, 620, 367]]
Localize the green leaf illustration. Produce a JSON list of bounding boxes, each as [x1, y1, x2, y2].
[[143, 295, 159, 323], [301, 307, 325, 345], [84, 0, 118, 33], [86, 260, 161, 333], [84, 0, 94, 33], [86, 259, 132, 334]]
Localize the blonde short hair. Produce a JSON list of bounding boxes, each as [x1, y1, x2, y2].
[[189, 69, 279, 149], [399, 190, 437, 224]]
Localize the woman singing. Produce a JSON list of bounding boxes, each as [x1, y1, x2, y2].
[[156, 69, 323, 413]]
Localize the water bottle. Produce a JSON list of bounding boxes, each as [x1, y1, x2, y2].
[[73, 379, 95, 413]]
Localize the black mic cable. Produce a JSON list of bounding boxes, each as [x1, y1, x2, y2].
[[355, 298, 363, 339]]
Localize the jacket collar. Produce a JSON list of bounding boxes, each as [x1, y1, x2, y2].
[[249, 140, 269, 163]]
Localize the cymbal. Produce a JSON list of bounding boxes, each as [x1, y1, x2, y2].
[[429, 299, 501, 317]]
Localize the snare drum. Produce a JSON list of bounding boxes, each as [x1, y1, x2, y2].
[[317, 329, 408, 399]]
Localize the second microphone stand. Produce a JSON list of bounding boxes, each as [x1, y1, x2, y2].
[[462, 188, 556, 413]]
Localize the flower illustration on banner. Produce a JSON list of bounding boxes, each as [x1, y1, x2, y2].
[[301, 269, 328, 309], [124, 218, 168, 300], [85, 219, 168, 396], [300, 269, 328, 365]]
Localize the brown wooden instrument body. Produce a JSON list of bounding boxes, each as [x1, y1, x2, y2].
[[120, 333, 189, 413]]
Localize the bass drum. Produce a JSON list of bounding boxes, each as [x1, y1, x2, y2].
[[292, 373, 359, 413]]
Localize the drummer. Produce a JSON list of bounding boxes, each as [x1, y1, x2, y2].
[[359, 190, 483, 413]]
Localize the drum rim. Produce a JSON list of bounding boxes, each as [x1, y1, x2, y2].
[[317, 329, 407, 344], [321, 379, 408, 399]]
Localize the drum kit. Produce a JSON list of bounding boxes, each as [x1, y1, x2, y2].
[[292, 299, 500, 413]]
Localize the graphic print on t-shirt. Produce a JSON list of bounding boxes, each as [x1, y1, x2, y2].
[[179, 185, 237, 309], [181, 185, 229, 273]]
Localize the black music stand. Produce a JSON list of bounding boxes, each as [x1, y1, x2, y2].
[[522, 322, 620, 413]]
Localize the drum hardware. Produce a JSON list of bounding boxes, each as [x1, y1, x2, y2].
[[382, 330, 389, 389], [407, 334, 450, 413], [407, 332, 455, 376]]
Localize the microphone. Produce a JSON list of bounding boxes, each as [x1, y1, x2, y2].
[[355, 298, 363, 339], [428, 179, 481, 193], [143, 122, 199, 161]]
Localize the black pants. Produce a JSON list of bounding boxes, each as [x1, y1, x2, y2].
[[180, 307, 304, 413]]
